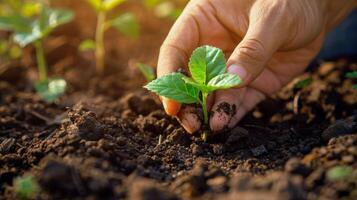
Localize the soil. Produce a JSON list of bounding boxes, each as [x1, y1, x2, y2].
[[1, 1, 357, 200]]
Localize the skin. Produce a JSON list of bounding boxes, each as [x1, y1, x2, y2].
[[157, 0, 357, 134]]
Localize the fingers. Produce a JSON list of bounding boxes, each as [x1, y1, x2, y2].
[[157, 1, 200, 77], [176, 93, 215, 133], [176, 106, 202, 134], [210, 87, 266, 132], [162, 97, 181, 116], [209, 88, 243, 132], [157, 2, 201, 116], [227, 0, 292, 87]]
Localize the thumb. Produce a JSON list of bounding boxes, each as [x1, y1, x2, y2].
[[227, 2, 291, 87]]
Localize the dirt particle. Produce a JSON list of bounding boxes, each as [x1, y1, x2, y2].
[[128, 177, 179, 200], [216, 102, 237, 117], [285, 158, 311, 177], [251, 145, 268, 157], [0, 138, 15, 154]]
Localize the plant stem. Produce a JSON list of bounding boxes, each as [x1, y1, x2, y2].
[[201, 92, 209, 125], [95, 11, 106, 74], [34, 40, 47, 82]]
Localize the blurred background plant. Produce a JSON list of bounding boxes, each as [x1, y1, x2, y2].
[[81, 0, 140, 74], [13, 175, 40, 200], [0, 0, 74, 102], [142, 0, 187, 20]]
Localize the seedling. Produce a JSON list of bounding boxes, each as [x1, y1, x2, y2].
[[84, 0, 140, 73], [294, 77, 312, 89], [0, 4, 74, 102], [292, 77, 312, 114], [145, 45, 241, 139], [346, 71, 357, 89], [143, 0, 183, 20], [13, 175, 40, 200], [137, 63, 155, 82], [327, 165, 354, 181]]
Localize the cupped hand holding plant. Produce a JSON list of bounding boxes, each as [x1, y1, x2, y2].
[[157, 0, 357, 134], [145, 45, 241, 139]]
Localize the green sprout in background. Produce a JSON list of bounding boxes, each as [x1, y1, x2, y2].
[[143, 0, 184, 20], [83, 0, 140, 74], [145, 45, 241, 140], [0, 3, 74, 102], [137, 62, 155, 82], [346, 71, 357, 89], [294, 77, 312, 89], [13, 175, 40, 200], [327, 165, 354, 181], [0, 0, 41, 63]]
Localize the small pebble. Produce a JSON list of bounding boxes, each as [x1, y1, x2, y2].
[[251, 145, 268, 157]]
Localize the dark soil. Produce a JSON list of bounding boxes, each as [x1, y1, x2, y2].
[[1, 2, 357, 200]]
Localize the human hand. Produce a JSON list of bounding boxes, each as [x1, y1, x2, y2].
[[157, 0, 357, 133]]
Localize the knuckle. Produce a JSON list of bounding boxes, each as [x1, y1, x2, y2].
[[236, 38, 267, 64]]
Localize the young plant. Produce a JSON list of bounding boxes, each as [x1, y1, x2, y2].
[[137, 62, 155, 82], [145, 45, 241, 138], [83, 0, 140, 73], [0, 4, 74, 102], [13, 175, 40, 200], [294, 77, 312, 89], [346, 71, 357, 89]]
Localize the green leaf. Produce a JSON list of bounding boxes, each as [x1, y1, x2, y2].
[[353, 84, 357, 90], [103, 0, 126, 11], [189, 45, 226, 85], [35, 78, 67, 102], [0, 15, 32, 32], [79, 39, 96, 51], [21, 2, 42, 17], [14, 30, 41, 47], [12, 7, 74, 47], [207, 73, 241, 90], [144, 73, 200, 104], [86, 0, 102, 11], [144, 0, 161, 8], [14, 175, 40, 200], [111, 12, 140, 39], [294, 77, 312, 89], [9, 45, 22, 59], [0, 40, 8, 55], [327, 166, 353, 181], [37, 7, 74, 37], [346, 71, 357, 79], [181, 76, 211, 93], [137, 63, 155, 81]]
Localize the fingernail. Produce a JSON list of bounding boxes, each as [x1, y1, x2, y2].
[[228, 64, 248, 82], [162, 97, 181, 116]]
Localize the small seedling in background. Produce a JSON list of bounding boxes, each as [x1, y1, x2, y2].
[[292, 77, 312, 114], [0, 0, 42, 63], [83, 0, 140, 73], [327, 165, 354, 181], [14, 175, 40, 200], [143, 0, 183, 20], [145, 45, 241, 140], [346, 71, 357, 89], [137, 63, 155, 82], [294, 77, 312, 89], [0, 39, 22, 61], [0, 4, 74, 102]]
